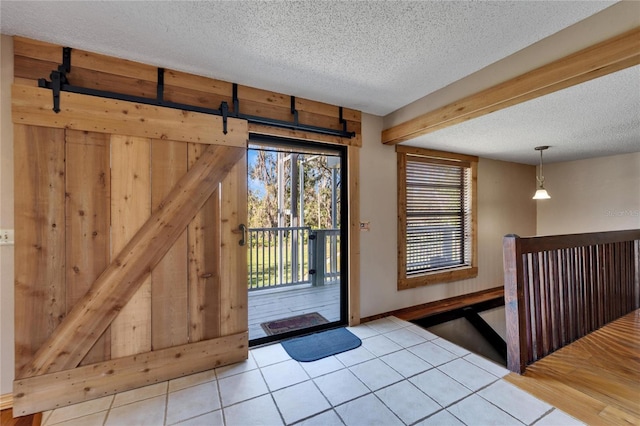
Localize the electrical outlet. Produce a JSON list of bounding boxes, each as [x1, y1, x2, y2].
[[0, 229, 14, 245]]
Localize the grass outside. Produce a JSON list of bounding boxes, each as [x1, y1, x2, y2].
[[247, 232, 340, 290], [248, 244, 310, 289]]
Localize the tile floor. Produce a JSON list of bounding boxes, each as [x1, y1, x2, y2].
[[40, 316, 584, 426]]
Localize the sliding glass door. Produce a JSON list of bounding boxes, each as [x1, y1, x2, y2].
[[247, 135, 347, 346]]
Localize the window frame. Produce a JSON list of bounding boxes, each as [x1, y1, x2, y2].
[[397, 146, 478, 290]]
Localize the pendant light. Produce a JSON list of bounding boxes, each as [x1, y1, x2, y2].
[[533, 146, 551, 200]]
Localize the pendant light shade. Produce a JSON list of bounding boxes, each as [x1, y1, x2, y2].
[[533, 146, 551, 200], [533, 188, 551, 199]]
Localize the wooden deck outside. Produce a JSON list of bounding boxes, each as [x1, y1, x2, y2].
[[506, 309, 640, 426], [248, 283, 341, 341]]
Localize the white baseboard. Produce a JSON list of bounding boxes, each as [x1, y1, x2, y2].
[[0, 392, 12, 410]]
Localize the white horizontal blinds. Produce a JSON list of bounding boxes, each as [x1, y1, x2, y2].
[[405, 155, 471, 276], [462, 164, 472, 270]]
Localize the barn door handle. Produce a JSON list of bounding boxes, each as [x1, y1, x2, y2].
[[238, 224, 247, 246]]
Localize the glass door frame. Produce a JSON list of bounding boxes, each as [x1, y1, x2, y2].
[[247, 134, 348, 347]]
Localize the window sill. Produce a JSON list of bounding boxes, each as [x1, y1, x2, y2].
[[398, 266, 478, 290]]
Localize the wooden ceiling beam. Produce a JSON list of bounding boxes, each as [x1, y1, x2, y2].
[[381, 27, 640, 145]]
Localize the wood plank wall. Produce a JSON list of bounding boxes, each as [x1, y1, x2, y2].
[[187, 143, 222, 342], [14, 125, 66, 375], [110, 135, 153, 358], [13, 37, 361, 147], [151, 140, 189, 350], [64, 130, 111, 365]]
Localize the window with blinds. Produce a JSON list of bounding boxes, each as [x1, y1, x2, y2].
[[397, 147, 477, 289]]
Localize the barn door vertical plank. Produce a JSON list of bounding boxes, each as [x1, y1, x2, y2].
[[110, 135, 152, 357], [220, 155, 248, 336], [14, 124, 66, 376], [65, 130, 111, 365], [151, 140, 189, 349], [187, 143, 221, 341]]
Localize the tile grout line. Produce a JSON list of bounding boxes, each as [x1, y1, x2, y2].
[[162, 385, 169, 426], [102, 393, 116, 426], [290, 408, 343, 426], [255, 350, 289, 426], [531, 407, 558, 425], [371, 381, 431, 426], [45, 395, 116, 426], [407, 408, 450, 426], [463, 379, 528, 425], [214, 366, 228, 426], [272, 357, 344, 424], [447, 408, 469, 425]]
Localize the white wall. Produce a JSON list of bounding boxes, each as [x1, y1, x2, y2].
[[0, 34, 15, 396], [537, 152, 640, 235], [358, 114, 537, 318]]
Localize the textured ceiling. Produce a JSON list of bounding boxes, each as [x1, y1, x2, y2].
[[1, 1, 637, 164], [0, 1, 614, 116]]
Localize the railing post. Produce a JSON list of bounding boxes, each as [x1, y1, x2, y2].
[[292, 226, 299, 284], [330, 231, 338, 277], [278, 228, 284, 287], [311, 230, 326, 286], [309, 231, 316, 286], [503, 234, 527, 374], [248, 228, 254, 289], [635, 240, 640, 309]]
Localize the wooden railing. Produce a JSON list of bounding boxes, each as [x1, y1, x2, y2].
[[503, 229, 640, 373]]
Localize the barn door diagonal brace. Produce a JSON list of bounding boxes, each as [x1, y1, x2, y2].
[[37, 47, 355, 139]]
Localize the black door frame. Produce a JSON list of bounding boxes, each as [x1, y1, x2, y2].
[[247, 134, 348, 347]]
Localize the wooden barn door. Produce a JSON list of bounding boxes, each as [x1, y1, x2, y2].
[[12, 85, 249, 416]]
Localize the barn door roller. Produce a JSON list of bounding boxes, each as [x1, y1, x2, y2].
[[38, 47, 355, 139], [40, 47, 71, 113]]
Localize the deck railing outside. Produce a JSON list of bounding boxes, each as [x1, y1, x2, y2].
[[247, 226, 340, 291], [310, 229, 340, 286], [503, 229, 640, 374]]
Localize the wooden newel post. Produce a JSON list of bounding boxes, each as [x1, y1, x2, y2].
[[503, 234, 527, 373]]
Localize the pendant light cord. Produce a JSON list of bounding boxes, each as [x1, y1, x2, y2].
[[537, 149, 545, 186]]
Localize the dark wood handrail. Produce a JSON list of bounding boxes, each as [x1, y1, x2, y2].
[[518, 229, 640, 253], [503, 229, 640, 373]]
